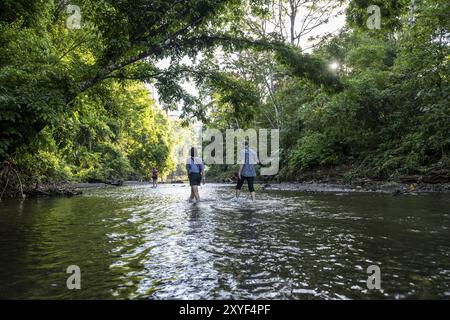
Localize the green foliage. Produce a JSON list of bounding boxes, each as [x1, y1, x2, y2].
[[346, 0, 409, 32], [7, 80, 174, 186], [289, 132, 340, 170], [206, 72, 262, 127], [1, 0, 449, 189], [285, 0, 450, 179], [206, 0, 449, 181], [274, 46, 343, 92]]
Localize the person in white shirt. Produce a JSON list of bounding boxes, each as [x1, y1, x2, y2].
[[186, 147, 205, 203]]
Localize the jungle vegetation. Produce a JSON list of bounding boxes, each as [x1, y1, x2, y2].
[[0, 0, 448, 196]]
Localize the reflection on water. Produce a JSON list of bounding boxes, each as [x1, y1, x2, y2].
[[0, 184, 449, 299]]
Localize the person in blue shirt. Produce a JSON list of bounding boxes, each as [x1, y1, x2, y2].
[[186, 147, 205, 203], [236, 140, 260, 201]]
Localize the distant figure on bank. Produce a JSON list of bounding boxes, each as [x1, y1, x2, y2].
[[236, 140, 260, 201], [186, 147, 205, 203], [152, 167, 158, 187]]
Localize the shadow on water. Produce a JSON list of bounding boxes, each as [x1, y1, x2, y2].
[[0, 183, 449, 299]]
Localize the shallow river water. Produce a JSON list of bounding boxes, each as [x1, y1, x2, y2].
[[0, 184, 449, 299]]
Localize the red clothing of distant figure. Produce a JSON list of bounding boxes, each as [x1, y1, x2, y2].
[[152, 168, 158, 179]]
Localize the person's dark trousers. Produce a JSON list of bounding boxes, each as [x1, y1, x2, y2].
[[236, 176, 254, 192]]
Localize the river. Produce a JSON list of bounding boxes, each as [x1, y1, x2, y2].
[[0, 183, 449, 299]]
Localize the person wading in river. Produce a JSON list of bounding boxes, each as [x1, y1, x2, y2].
[[236, 140, 260, 201], [151, 167, 158, 188], [186, 147, 205, 203]]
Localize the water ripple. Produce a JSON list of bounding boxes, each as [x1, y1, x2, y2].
[[0, 184, 449, 299]]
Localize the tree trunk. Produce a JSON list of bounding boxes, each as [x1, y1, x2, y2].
[[409, 0, 416, 27]]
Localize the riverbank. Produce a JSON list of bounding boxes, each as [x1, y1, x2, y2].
[[2, 179, 450, 200], [260, 181, 450, 195], [1, 181, 118, 199], [208, 165, 450, 195]]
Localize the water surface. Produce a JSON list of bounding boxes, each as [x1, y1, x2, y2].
[[0, 184, 449, 299]]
